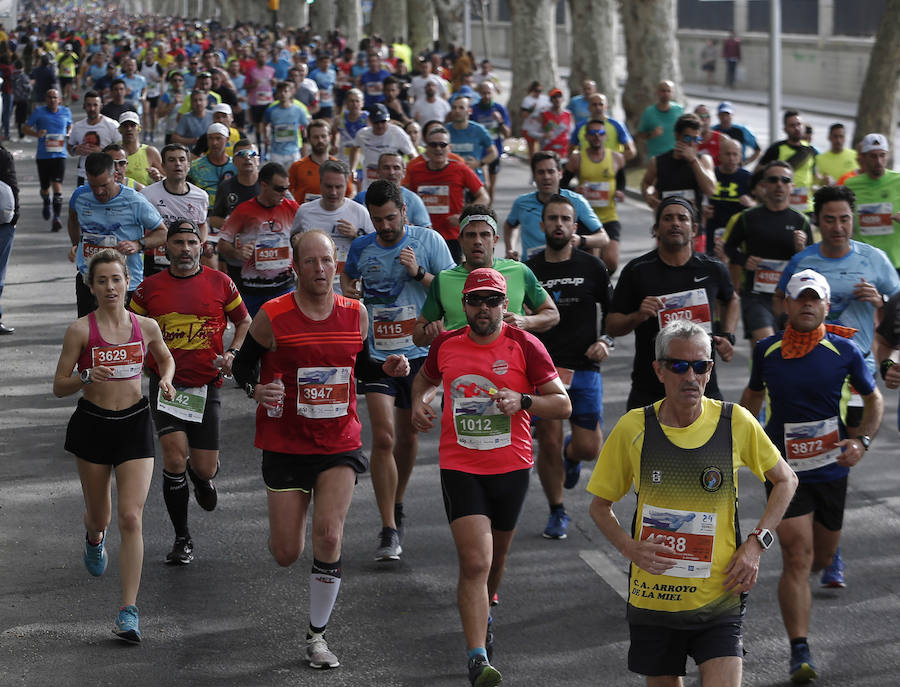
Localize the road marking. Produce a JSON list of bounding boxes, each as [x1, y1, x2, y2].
[[579, 549, 628, 601]]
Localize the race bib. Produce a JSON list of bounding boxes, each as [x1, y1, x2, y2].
[[256, 89, 273, 104], [157, 385, 207, 422], [752, 259, 788, 294], [452, 396, 511, 450], [296, 366, 351, 418], [273, 124, 295, 142], [784, 417, 842, 472], [584, 181, 611, 207], [657, 288, 712, 332], [418, 185, 450, 215], [82, 232, 117, 260], [153, 244, 170, 266], [858, 202, 894, 236], [365, 81, 383, 96], [372, 304, 416, 351], [91, 341, 144, 378], [639, 504, 716, 578], [555, 366, 574, 390], [45, 133, 65, 152], [254, 232, 290, 271], [790, 187, 810, 213]]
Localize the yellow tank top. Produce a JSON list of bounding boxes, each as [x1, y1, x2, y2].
[[127, 145, 153, 186], [579, 148, 617, 223]]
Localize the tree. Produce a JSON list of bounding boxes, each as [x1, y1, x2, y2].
[[434, 0, 464, 49], [337, 0, 364, 51], [567, 0, 617, 103], [853, 0, 900, 155], [309, 0, 335, 38], [408, 0, 435, 56], [507, 0, 559, 135], [371, 0, 407, 42], [620, 0, 683, 164], [280, 1, 309, 30]]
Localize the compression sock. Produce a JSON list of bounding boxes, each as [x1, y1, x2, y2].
[[309, 558, 342, 631], [52, 193, 62, 218], [550, 503, 565, 514], [162, 470, 190, 539], [790, 637, 809, 648]]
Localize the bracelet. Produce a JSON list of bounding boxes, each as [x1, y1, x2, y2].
[[579, 235, 587, 249], [881, 358, 895, 380]]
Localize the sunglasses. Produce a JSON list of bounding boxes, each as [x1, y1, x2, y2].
[[234, 149, 259, 158], [427, 141, 449, 149], [464, 293, 505, 308], [270, 184, 289, 193], [698, 113, 711, 119], [660, 359, 714, 375], [113, 159, 128, 166], [587, 128, 606, 136], [766, 175, 792, 185], [682, 135, 702, 143]]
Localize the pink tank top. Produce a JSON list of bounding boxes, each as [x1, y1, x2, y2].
[[77, 311, 146, 381]]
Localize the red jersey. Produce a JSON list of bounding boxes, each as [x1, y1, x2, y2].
[[255, 292, 364, 455], [77, 311, 146, 381], [288, 156, 355, 204], [540, 109, 573, 157], [423, 324, 558, 475], [698, 131, 725, 166], [130, 267, 248, 387], [403, 159, 483, 240]]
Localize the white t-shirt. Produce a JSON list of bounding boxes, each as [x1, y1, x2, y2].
[[410, 74, 448, 103], [520, 93, 551, 138], [69, 115, 122, 177], [140, 181, 210, 265], [411, 97, 452, 127], [290, 198, 376, 293], [353, 125, 418, 190]]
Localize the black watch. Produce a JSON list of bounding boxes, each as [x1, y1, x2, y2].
[[857, 435, 871, 451], [245, 382, 257, 400], [881, 359, 895, 380], [227, 347, 240, 356], [719, 332, 736, 345], [520, 393, 533, 410], [413, 265, 426, 281]]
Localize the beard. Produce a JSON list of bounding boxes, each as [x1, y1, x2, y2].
[[468, 313, 501, 336], [546, 233, 570, 251]]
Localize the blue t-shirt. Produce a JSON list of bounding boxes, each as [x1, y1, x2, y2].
[[448, 121, 494, 181], [566, 95, 591, 129], [120, 73, 148, 114], [343, 225, 456, 361], [506, 188, 603, 260], [749, 331, 875, 483], [88, 63, 107, 87], [777, 240, 900, 372], [71, 184, 164, 291], [353, 186, 432, 229], [470, 100, 510, 154], [264, 103, 310, 156], [26, 105, 72, 159], [175, 111, 212, 141], [309, 67, 337, 108], [359, 68, 391, 108]]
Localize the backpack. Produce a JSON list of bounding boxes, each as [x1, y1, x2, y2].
[[12, 72, 31, 101]]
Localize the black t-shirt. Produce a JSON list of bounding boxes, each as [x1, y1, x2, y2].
[[707, 167, 752, 241], [611, 250, 734, 399], [876, 292, 900, 347], [526, 248, 613, 370], [100, 101, 137, 122], [655, 150, 703, 214], [211, 176, 260, 220]]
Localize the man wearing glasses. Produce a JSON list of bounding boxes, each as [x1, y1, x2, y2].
[[587, 318, 797, 686], [210, 140, 260, 286], [218, 162, 298, 316], [607, 197, 738, 410], [694, 104, 727, 166]]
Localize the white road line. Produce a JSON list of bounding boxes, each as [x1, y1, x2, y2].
[[579, 549, 629, 601]]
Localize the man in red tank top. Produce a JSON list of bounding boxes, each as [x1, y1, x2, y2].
[[232, 230, 409, 670]]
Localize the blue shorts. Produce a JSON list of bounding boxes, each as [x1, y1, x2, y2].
[[534, 368, 603, 429], [362, 356, 425, 409]]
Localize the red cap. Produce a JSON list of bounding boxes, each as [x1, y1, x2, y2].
[[462, 268, 507, 295], [549, 88, 563, 97]]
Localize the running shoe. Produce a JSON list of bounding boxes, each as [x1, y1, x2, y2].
[[51, 217, 62, 232], [113, 605, 142, 644], [820, 548, 845, 588], [468, 654, 502, 687], [83, 531, 107, 577], [375, 527, 402, 561], [186, 459, 217, 511], [789, 642, 818, 683], [165, 536, 194, 565], [41, 196, 50, 220], [542, 509, 571, 540], [563, 434, 581, 489], [490, 592, 499, 607], [306, 635, 340, 669]]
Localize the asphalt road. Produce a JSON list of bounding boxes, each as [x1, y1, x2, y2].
[[1, 114, 900, 687]]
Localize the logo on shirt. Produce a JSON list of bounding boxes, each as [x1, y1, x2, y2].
[[651, 470, 662, 484], [700, 466, 723, 492], [491, 359, 508, 375]]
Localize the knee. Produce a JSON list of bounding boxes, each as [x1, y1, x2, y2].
[[371, 427, 395, 453], [269, 540, 301, 567], [781, 542, 813, 574], [117, 508, 143, 535], [458, 551, 491, 581], [311, 522, 343, 556]]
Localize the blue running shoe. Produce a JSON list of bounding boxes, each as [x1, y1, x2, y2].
[[562, 434, 581, 489], [789, 642, 818, 683], [468, 654, 502, 687], [820, 548, 845, 588], [542, 509, 571, 540], [83, 532, 107, 577], [113, 605, 142, 644]]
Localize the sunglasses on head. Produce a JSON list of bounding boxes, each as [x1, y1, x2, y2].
[[234, 149, 259, 158], [427, 141, 448, 149], [660, 359, 714, 375], [464, 293, 505, 308], [766, 175, 792, 185]]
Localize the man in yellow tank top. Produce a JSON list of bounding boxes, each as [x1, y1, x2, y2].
[[118, 112, 163, 186]]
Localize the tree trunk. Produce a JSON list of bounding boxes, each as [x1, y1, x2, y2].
[[620, 0, 683, 164], [508, 0, 559, 136], [370, 0, 407, 42], [280, 0, 309, 30], [568, 0, 617, 103], [408, 0, 435, 56], [336, 0, 363, 51], [309, 0, 336, 38], [434, 0, 464, 50], [853, 0, 900, 158]]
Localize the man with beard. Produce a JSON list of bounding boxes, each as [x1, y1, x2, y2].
[[288, 119, 353, 203], [411, 267, 570, 687]]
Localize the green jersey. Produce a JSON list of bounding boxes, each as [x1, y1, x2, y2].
[[846, 170, 900, 268]]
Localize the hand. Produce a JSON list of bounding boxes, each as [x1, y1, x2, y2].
[[411, 399, 437, 432], [148, 167, 163, 182], [503, 311, 527, 329], [625, 534, 678, 575], [615, 190, 625, 202], [723, 540, 762, 594], [464, 155, 480, 170], [637, 296, 664, 323], [743, 255, 762, 271], [38, 129, 47, 137], [115, 239, 142, 255], [220, 351, 236, 377], [853, 278, 883, 307], [87, 364, 115, 383], [238, 242, 255, 261], [651, 125, 663, 139], [493, 111, 503, 123], [398, 246, 419, 277], [674, 140, 697, 163], [68, 244, 77, 262], [158, 378, 176, 401], [381, 354, 410, 378], [585, 339, 611, 362], [422, 320, 444, 344], [645, 195, 660, 210], [446, 214, 461, 228], [714, 335, 734, 362], [885, 363, 900, 389], [494, 387, 525, 416], [505, 247, 520, 261], [255, 380, 285, 410], [835, 437, 866, 467], [334, 218, 358, 238], [792, 230, 807, 253]]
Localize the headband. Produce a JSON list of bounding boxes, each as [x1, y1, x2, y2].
[[459, 213, 498, 235], [655, 196, 696, 224]]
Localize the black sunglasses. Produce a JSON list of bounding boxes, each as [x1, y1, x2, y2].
[[660, 359, 713, 375], [270, 184, 289, 193], [464, 293, 505, 308], [766, 175, 792, 185], [427, 141, 449, 149]]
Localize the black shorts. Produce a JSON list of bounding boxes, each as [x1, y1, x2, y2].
[[65, 396, 155, 466], [148, 372, 222, 451], [36, 157, 66, 188], [59, 76, 74, 87], [440, 468, 530, 532], [363, 356, 425, 409], [147, 95, 159, 109], [603, 220, 622, 242], [487, 157, 500, 176], [251, 104, 269, 124], [767, 476, 847, 531], [261, 449, 368, 493], [628, 619, 744, 676], [740, 292, 776, 335]]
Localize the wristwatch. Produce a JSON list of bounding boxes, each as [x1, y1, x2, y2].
[[719, 332, 736, 345], [227, 348, 240, 356], [413, 265, 426, 281], [519, 393, 533, 410], [598, 334, 615, 350], [80, 368, 92, 385], [749, 527, 773, 550], [137, 237, 147, 249], [857, 435, 871, 451], [245, 382, 257, 400]]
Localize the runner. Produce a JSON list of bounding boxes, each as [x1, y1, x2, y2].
[[23, 88, 72, 232]]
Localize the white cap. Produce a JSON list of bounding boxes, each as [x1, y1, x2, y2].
[[207, 122, 229, 137], [212, 103, 232, 116], [859, 133, 889, 154], [786, 269, 830, 301], [118, 111, 140, 126]]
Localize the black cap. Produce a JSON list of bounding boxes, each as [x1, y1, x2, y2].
[[369, 103, 390, 123], [167, 217, 202, 239]]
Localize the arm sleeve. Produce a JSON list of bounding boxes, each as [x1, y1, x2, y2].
[[354, 340, 388, 382], [232, 332, 267, 387], [747, 340, 766, 391]]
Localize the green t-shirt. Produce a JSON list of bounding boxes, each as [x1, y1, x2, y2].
[[817, 149, 858, 182], [638, 103, 684, 158], [846, 170, 900, 268], [420, 258, 549, 330]]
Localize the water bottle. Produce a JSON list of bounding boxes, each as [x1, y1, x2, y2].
[[213, 354, 232, 379], [267, 372, 284, 418]]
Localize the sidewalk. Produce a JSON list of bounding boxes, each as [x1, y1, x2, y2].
[[683, 81, 857, 119]]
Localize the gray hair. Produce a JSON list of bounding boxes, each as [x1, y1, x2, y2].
[[655, 320, 711, 361]]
